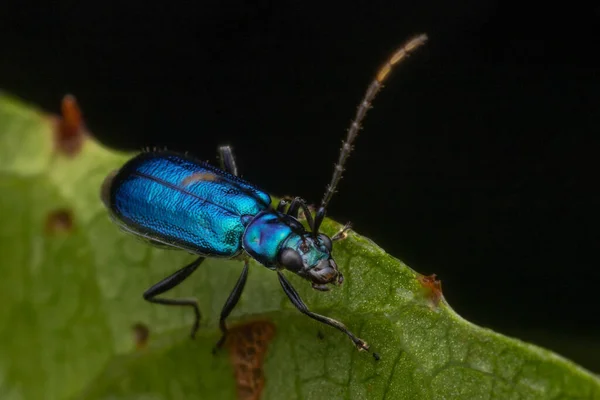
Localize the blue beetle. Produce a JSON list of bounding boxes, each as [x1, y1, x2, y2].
[[101, 34, 427, 353]]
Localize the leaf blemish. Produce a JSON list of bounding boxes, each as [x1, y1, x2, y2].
[[225, 320, 276, 400], [54, 94, 86, 157], [132, 323, 150, 350], [417, 273, 444, 308], [45, 209, 74, 235]]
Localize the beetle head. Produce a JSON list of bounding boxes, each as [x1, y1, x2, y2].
[[277, 232, 343, 291]]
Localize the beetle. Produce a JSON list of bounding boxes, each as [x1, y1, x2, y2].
[[100, 34, 427, 353]]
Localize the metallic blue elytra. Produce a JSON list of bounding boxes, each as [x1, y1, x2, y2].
[[103, 151, 271, 257], [100, 34, 427, 357]]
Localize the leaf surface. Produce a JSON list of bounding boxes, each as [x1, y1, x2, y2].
[[0, 94, 598, 400]]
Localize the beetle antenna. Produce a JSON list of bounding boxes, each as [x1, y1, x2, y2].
[[319, 34, 428, 212]]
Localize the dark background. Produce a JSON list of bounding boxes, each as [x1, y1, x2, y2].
[[2, 2, 599, 371]]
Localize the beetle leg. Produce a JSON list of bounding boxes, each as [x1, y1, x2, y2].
[[143, 257, 205, 339], [286, 197, 315, 231], [218, 145, 239, 176], [276, 198, 291, 212], [277, 271, 369, 352], [332, 222, 353, 242], [213, 259, 250, 353]]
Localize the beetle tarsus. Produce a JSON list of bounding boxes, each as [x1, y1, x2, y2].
[[332, 222, 352, 242]]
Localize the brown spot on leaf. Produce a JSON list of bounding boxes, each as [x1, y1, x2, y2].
[[417, 273, 444, 307], [45, 209, 74, 235], [132, 323, 150, 350], [54, 94, 86, 156], [226, 320, 276, 400]]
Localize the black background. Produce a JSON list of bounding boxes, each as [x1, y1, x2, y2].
[[2, 1, 599, 371]]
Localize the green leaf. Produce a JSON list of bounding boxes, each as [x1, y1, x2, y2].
[[0, 92, 598, 400]]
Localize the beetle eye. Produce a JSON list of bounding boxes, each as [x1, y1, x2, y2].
[[278, 248, 304, 272], [318, 233, 333, 251]]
